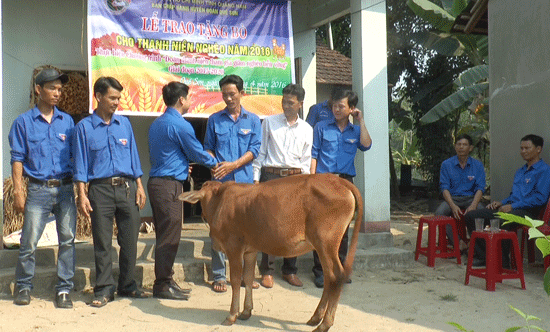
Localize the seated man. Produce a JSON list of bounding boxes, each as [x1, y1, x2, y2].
[[436, 134, 486, 246], [464, 134, 550, 267]]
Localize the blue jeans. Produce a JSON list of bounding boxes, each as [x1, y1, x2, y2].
[[211, 242, 226, 282], [15, 182, 77, 293]]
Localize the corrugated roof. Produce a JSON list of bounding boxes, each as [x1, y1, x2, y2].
[[316, 42, 352, 86]]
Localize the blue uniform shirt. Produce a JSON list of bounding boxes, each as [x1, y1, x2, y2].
[[204, 107, 261, 183], [9, 106, 74, 180], [148, 107, 217, 181], [502, 159, 550, 210], [306, 100, 334, 128], [73, 112, 143, 182], [439, 156, 486, 196], [312, 119, 371, 176]]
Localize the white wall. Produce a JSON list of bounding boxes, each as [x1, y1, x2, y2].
[[293, 29, 317, 117], [489, 0, 550, 200]]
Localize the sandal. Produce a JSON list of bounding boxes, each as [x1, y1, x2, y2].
[[118, 290, 151, 298], [212, 280, 227, 293], [90, 294, 114, 308]]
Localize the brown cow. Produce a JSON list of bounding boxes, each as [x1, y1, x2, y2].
[[179, 173, 363, 332]]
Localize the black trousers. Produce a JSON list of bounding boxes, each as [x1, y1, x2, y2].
[[147, 177, 184, 291], [89, 180, 140, 296], [312, 174, 353, 278], [258, 170, 299, 276], [464, 206, 541, 259]]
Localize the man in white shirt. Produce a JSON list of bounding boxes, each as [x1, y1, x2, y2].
[[252, 84, 313, 289]]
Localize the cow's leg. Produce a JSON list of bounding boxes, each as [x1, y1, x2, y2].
[[307, 249, 336, 327], [223, 252, 243, 326], [238, 251, 257, 320], [314, 252, 347, 332]]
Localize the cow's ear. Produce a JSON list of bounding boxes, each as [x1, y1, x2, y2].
[[178, 190, 202, 203]]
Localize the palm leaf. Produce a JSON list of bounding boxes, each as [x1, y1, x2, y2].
[[454, 65, 489, 87], [420, 82, 489, 124], [406, 0, 456, 32], [410, 32, 465, 56]]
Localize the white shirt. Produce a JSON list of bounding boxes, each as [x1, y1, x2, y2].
[[252, 113, 313, 181]]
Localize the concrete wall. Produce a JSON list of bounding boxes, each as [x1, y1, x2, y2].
[[489, 0, 550, 200]]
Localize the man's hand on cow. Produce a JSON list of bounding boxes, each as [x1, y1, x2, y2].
[[486, 201, 502, 210], [213, 161, 237, 180], [498, 204, 513, 213]]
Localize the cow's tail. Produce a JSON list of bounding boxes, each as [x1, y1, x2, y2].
[[343, 181, 363, 279]]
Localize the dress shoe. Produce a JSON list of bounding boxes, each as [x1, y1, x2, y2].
[[314, 275, 324, 288], [260, 275, 274, 288], [14, 289, 31, 306], [55, 292, 73, 309], [169, 281, 192, 294], [282, 274, 303, 287], [153, 286, 190, 300], [472, 258, 486, 267]]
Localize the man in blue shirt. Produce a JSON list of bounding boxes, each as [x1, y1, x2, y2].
[[436, 134, 486, 246], [204, 74, 261, 292], [73, 77, 148, 307], [305, 88, 337, 128], [9, 68, 76, 308], [465, 134, 550, 267], [310, 89, 372, 288], [147, 82, 217, 300]]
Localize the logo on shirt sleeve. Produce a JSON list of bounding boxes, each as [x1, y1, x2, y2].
[[119, 138, 128, 146], [240, 129, 251, 135], [468, 176, 475, 181], [58, 133, 66, 141]]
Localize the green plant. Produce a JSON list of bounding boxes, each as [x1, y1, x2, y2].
[[448, 305, 546, 332], [439, 294, 457, 302], [497, 212, 550, 296]]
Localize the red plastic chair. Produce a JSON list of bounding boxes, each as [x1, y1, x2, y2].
[[415, 216, 462, 267], [519, 198, 550, 271]]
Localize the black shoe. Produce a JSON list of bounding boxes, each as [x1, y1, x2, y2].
[[314, 275, 324, 288], [14, 289, 31, 305], [472, 258, 486, 267], [55, 292, 73, 309], [153, 286, 190, 300], [170, 281, 191, 294]]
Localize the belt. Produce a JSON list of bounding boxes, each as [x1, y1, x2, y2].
[[263, 167, 302, 177], [90, 176, 132, 186], [28, 176, 72, 188]]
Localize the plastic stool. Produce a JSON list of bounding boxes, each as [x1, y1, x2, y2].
[[465, 230, 525, 291], [415, 216, 462, 267]]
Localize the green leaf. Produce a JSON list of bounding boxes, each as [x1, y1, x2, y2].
[[504, 327, 522, 332], [407, 0, 456, 32], [530, 327, 547, 332], [544, 267, 550, 296], [454, 65, 489, 87], [447, 322, 471, 331], [420, 82, 489, 124], [411, 72, 455, 103], [450, 0, 469, 17], [525, 315, 541, 321], [509, 304, 527, 319], [410, 32, 465, 56], [529, 227, 548, 240], [526, 216, 544, 228], [535, 237, 550, 257], [497, 212, 534, 227]]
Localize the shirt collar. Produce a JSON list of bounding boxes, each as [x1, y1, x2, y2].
[[525, 159, 544, 171], [222, 106, 249, 121], [165, 107, 182, 118], [91, 111, 121, 128], [31, 106, 64, 121], [328, 118, 353, 131], [453, 156, 471, 167]]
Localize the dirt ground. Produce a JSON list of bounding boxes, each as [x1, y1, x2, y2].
[[1, 196, 549, 332]]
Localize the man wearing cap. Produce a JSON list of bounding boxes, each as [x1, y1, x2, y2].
[[9, 68, 76, 308], [73, 76, 148, 307], [147, 81, 217, 300]]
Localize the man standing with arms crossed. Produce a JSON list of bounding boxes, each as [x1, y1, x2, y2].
[[310, 89, 372, 288], [74, 77, 148, 307], [148, 82, 218, 300], [204, 74, 262, 292], [10, 68, 76, 308], [253, 84, 313, 288]]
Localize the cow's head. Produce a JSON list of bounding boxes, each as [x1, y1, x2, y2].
[[178, 180, 223, 205]]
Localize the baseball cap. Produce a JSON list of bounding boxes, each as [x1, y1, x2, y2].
[[35, 68, 69, 85]]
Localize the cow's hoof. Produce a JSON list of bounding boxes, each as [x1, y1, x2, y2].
[[312, 324, 331, 332], [238, 310, 252, 320], [221, 317, 236, 326], [307, 316, 322, 326]]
